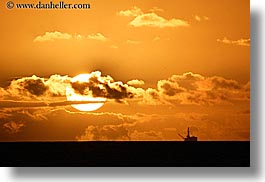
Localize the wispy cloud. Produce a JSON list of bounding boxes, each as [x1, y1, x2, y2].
[[153, 37, 161, 42], [0, 100, 106, 109], [217, 37, 250, 46], [149, 7, 164, 13], [110, 45, 119, 49], [203, 16, 209, 21], [126, 40, 141, 45], [33, 32, 109, 42]]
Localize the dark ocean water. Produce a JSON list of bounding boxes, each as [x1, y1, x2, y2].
[[0, 141, 250, 167]]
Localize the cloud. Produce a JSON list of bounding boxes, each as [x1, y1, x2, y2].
[[149, 7, 164, 13], [110, 45, 119, 49], [0, 100, 106, 109], [141, 88, 169, 106], [142, 72, 249, 105], [203, 16, 210, 21], [194, 15, 209, 21], [153, 37, 161, 42], [33, 31, 72, 42], [3, 121, 25, 134], [33, 32, 108, 43], [76, 125, 130, 141], [0, 100, 48, 108], [69, 71, 134, 103], [130, 12, 190, 28], [1, 71, 141, 106], [217, 37, 250, 46], [127, 79, 145, 86], [7, 75, 71, 99], [48, 100, 106, 107], [66, 112, 162, 141], [126, 40, 141, 45], [0, 99, 249, 141], [0, 71, 249, 109], [0, 107, 138, 140], [208, 76, 241, 90], [118, 7, 189, 28], [0, 88, 8, 99], [194, 15, 201, 21], [130, 130, 163, 141], [76, 119, 164, 141], [87, 33, 108, 42], [158, 80, 185, 96], [45, 75, 71, 96], [19, 78, 48, 96], [167, 72, 204, 90], [8, 75, 48, 98], [117, 6, 143, 17]]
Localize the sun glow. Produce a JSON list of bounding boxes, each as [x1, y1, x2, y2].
[[66, 74, 106, 111]]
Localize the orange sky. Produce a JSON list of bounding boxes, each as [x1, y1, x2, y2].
[[0, 0, 249, 141]]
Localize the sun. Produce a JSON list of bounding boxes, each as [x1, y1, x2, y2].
[[66, 74, 106, 111]]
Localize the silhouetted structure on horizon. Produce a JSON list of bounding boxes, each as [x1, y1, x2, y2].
[[178, 127, 198, 141]]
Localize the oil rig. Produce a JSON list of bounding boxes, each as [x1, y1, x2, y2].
[[178, 127, 198, 141]]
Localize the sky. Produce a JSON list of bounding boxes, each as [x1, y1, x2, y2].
[[0, 0, 249, 141]]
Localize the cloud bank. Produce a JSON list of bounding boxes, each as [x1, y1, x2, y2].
[[0, 71, 249, 109], [142, 72, 249, 106]]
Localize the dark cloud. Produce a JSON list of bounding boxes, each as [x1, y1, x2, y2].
[[210, 76, 241, 90], [21, 78, 48, 96], [169, 72, 204, 90], [159, 82, 185, 96], [70, 82, 90, 95], [70, 73, 134, 103], [1, 72, 137, 104]]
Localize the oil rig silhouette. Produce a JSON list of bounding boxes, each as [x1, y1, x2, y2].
[[178, 127, 198, 141]]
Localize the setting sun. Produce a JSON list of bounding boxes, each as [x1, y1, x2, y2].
[[66, 74, 106, 111]]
